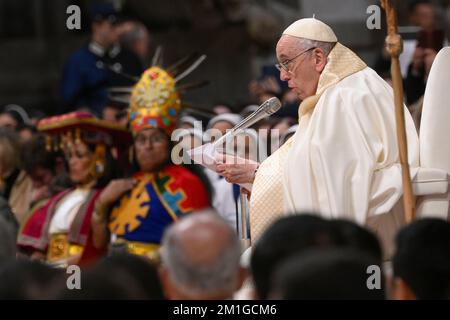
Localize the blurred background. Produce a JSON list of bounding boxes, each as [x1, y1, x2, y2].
[[0, 0, 449, 117]]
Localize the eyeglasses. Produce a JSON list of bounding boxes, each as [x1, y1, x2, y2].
[[135, 133, 167, 146], [275, 47, 316, 73]]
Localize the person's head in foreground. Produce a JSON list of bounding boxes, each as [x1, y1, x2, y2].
[[276, 18, 337, 100], [0, 260, 62, 299], [251, 214, 342, 299], [329, 219, 383, 263], [58, 253, 164, 300], [270, 248, 385, 300], [160, 209, 245, 300], [392, 218, 450, 300]]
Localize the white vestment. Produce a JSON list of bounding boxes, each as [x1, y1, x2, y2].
[[283, 67, 419, 225], [250, 42, 420, 250]]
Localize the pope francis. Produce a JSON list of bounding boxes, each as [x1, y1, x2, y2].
[[218, 18, 419, 250]]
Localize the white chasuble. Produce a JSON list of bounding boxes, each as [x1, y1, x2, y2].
[[250, 42, 419, 244], [283, 45, 419, 226]]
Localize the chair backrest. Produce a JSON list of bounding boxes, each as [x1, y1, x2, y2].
[[420, 47, 450, 174]]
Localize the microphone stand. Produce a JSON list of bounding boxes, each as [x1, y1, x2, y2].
[[239, 190, 251, 251], [212, 97, 281, 148], [213, 97, 280, 250]]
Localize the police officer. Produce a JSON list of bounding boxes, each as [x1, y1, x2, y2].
[[61, 2, 143, 115]]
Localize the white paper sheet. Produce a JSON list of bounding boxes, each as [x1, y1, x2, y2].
[[187, 143, 253, 191]]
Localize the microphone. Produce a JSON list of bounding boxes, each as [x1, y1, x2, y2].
[[213, 97, 282, 146]]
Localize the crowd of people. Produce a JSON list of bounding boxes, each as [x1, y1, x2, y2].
[[0, 0, 449, 300], [2, 209, 450, 300]]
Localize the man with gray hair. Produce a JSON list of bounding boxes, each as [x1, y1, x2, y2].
[[159, 209, 245, 300], [118, 20, 151, 65]]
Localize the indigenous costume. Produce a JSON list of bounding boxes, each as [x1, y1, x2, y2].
[[250, 18, 419, 244], [107, 63, 210, 259], [17, 112, 131, 267]]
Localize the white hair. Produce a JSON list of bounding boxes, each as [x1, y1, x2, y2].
[[161, 210, 241, 297], [121, 21, 149, 45], [292, 37, 336, 57]]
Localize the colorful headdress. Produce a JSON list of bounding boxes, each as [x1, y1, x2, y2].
[[38, 111, 132, 151], [129, 66, 181, 135], [108, 51, 208, 136], [38, 112, 133, 178]]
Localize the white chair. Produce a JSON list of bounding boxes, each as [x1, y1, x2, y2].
[[370, 47, 450, 259], [413, 46, 450, 220]]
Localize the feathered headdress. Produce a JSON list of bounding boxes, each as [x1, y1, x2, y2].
[[108, 49, 210, 135]]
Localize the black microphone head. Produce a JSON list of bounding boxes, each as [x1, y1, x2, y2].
[[263, 97, 282, 115]]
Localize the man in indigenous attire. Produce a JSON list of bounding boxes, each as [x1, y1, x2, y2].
[[219, 18, 419, 254], [17, 112, 131, 267], [91, 64, 210, 261]]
